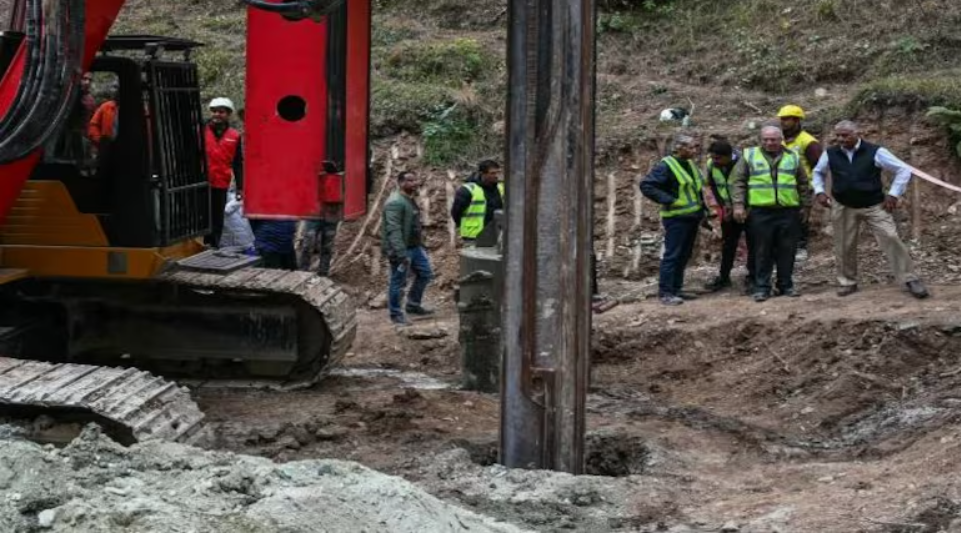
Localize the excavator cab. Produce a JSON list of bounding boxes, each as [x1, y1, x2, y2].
[[33, 35, 210, 249]]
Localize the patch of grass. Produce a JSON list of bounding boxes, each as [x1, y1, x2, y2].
[[925, 106, 961, 159], [381, 38, 492, 87], [200, 13, 246, 33], [598, 12, 644, 34], [848, 72, 961, 115], [422, 104, 478, 166], [370, 79, 455, 136], [371, 19, 422, 48]]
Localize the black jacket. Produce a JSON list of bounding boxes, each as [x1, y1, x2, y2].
[[450, 173, 504, 229]]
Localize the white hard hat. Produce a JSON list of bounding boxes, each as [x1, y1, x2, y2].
[[209, 97, 235, 112]]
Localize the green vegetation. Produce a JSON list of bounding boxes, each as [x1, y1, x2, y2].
[[926, 106, 961, 159], [370, 80, 455, 136], [372, 30, 500, 165], [848, 72, 961, 115], [381, 38, 491, 87]]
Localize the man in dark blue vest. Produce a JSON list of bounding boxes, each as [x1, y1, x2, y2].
[[812, 120, 928, 298]]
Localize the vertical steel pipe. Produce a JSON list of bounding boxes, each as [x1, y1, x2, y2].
[[499, 0, 596, 474]]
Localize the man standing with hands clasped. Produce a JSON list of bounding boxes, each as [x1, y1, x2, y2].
[[812, 120, 929, 299], [640, 134, 707, 306], [729, 126, 812, 302]]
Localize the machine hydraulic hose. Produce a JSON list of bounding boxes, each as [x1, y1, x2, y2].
[[0, 0, 84, 165]]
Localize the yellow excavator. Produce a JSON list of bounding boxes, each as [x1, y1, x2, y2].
[[0, 0, 371, 444]]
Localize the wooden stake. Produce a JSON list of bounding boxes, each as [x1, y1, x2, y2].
[[330, 146, 395, 273], [446, 171, 457, 249], [606, 171, 616, 259]]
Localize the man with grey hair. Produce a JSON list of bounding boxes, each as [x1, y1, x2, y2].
[[729, 125, 812, 302], [640, 133, 707, 306], [812, 120, 928, 298]]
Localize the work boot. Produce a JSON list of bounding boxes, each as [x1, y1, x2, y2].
[[752, 292, 769, 303], [678, 291, 699, 300], [391, 315, 411, 327], [703, 276, 732, 292], [405, 305, 435, 316], [659, 295, 684, 306], [837, 284, 858, 297], [906, 280, 929, 299], [777, 287, 801, 298]]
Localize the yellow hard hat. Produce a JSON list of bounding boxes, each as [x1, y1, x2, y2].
[[777, 104, 805, 119]]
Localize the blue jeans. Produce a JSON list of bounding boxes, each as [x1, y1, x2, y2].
[[388, 246, 433, 320], [659, 215, 701, 296]]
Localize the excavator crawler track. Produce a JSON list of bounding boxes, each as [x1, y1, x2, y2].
[[0, 356, 206, 445], [156, 268, 358, 388], [1, 268, 358, 392]]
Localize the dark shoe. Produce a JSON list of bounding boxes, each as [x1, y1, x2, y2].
[[837, 285, 858, 297], [907, 280, 929, 299], [778, 288, 801, 298], [704, 277, 732, 292], [391, 316, 411, 326], [678, 291, 699, 300], [405, 305, 435, 316], [752, 292, 769, 303], [660, 295, 684, 306]]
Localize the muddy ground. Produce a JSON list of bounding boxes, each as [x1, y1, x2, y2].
[[184, 273, 961, 532]]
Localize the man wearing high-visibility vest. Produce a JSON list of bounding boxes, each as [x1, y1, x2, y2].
[[778, 104, 823, 262], [451, 159, 504, 241], [730, 126, 813, 302], [702, 139, 755, 294], [640, 134, 707, 306]]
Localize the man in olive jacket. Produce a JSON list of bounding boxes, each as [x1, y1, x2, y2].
[[382, 170, 434, 325]]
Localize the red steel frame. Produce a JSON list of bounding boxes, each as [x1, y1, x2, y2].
[[244, 0, 371, 221]]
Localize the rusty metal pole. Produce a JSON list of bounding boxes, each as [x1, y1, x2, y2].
[[499, 0, 596, 474]]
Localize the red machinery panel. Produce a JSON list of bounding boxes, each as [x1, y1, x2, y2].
[[343, 0, 371, 220], [244, 0, 371, 221], [244, 5, 329, 219]]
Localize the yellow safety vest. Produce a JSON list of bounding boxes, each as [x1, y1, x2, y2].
[[746, 148, 800, 208], [706, 160, 731, 203], [783, 130, 818, 178], [460, 182, 505, 238], [661, 156, 704, 218]]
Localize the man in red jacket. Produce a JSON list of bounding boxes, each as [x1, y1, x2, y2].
[[204, 97, 244, 247]]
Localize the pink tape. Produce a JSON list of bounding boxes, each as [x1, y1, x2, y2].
[[910, 166, 961, 194]]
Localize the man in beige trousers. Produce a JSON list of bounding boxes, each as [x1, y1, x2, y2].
[[812, 120, 928, 298]]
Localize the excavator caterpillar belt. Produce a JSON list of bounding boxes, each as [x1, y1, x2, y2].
[[0, 356, 206, 445], [154, 268, 357, 388], [1, 268, 357, 391]]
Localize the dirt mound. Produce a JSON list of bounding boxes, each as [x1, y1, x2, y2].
[[0, 425, 526, 533], [593, 287, 961, 458]]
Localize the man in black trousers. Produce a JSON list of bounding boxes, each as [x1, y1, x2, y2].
[[729, 126, 812, 302]]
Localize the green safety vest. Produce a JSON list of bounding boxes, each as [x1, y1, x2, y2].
[[745, 147, 800, 208], [661, 156, 704, 218], [460, 182, 505, 238], [706, 160, 732, 203]]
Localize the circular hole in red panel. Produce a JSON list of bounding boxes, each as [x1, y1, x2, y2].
[[277, 95, 307, 122]]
